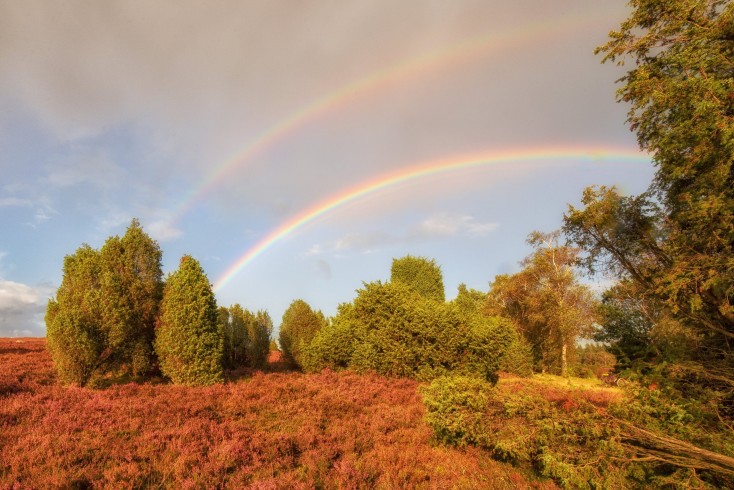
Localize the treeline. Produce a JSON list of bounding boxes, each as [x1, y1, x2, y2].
[[45, 219, 273, 387]]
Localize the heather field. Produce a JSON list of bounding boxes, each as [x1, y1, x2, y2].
[[0, 338, 555, 489]]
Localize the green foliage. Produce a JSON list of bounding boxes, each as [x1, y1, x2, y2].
[[98, 219, 163, 377], [420, 376, 493, 447], [486, 231, 598, 376], [566, 0, 734, 410], [306, 281, 513, 382], [279, 299, 327, 369], [303, 313, 357, 372], [46, 245, 104, 385], [154, 255, 223, 386], [390, 255, 445, 302], [497, 335, 534, 377], [246, 310, 272, 369], [219, 304, 250, 369], [572, 344, 616, 379], [45, 220, 163, 385]]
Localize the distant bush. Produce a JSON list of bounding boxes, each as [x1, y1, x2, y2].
[[420, 376, 493, 447], [154, 255, 223, 386], [573, 344, 617, 379], [305, 281, 513, 382], [246, 310, 273, 370], [279, 299, 327, 369]]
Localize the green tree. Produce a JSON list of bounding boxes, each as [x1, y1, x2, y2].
[[46, 244, 105, 386], [154, 255, 223, 386], [98, 219, 163, 376], [279, 299, 327, 369], [487, 232, 597, 376], [246, 309, 272, 369], [391, 255, 445, 302], [565, 0, 733, 400], [219, 304, 250, 369]]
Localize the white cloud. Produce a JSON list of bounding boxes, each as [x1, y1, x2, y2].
[[147, 219, 183, 242], [0, 197, 32, 207], [311, 212, 498, 255], [411, 212, 498, 238], [0, 279, 54, 337]]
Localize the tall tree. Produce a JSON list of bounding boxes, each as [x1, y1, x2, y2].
[[279, 299, 327, 369], [486, 232, 597, 376], [154, 255, 223, 386], [390, 255, 445, 302], [566, 1, 734, 381], [98, 219, 163, 376]]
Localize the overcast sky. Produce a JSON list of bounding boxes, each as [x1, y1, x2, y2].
[[0, 1, 654, 337]]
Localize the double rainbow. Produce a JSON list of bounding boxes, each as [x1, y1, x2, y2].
[[213, 146, 651, 291], [169, 12, 612, 227]]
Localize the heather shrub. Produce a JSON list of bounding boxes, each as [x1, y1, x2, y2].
[[154, 255, 223, 385], [420, 375, 493, 447], [390, 255, 445, 302], [279, 299, 327, 369]]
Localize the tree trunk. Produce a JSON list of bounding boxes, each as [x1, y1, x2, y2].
[[561, 342, 568, 378]]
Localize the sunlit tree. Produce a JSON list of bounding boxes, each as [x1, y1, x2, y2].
[[154, 255, 223, 385]]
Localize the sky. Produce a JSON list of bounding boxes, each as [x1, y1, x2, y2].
[[0, 0, 656, 337]]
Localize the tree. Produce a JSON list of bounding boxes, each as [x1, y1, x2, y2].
[[595, 0, 733, 346], [46, 219, 163, 385], [46, 244, 104, 386], [391, 255, 445, 302], [154, 255, 223, 386], [486, 232, 597, 376], [279, 299, 327, 369], [219, 304, 250, 369], [98, 219, 163, 376], [246, 309, 272, 369], [565, 1, 733, 395]]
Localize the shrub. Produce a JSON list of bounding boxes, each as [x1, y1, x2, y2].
[[305, 281, 513, 382], [154, 255, 223, 386], [390, 255, 445, 302], [279, 299, 327, 369], [420, 375, 493, 447]]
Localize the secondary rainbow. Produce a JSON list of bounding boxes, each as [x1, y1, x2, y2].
[[213, 146, 651, 291], [168, 12, 612, 227]]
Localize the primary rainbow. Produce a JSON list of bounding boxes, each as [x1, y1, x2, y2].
[[213, 146, 651, 291], [169, 12, 611, 227]]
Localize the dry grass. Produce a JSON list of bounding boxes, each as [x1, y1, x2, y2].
[[0, 338, 555, 489]]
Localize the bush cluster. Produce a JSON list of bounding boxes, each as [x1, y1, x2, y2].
[[304, 281, 515, 382], [46, 220, 271, 387]]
